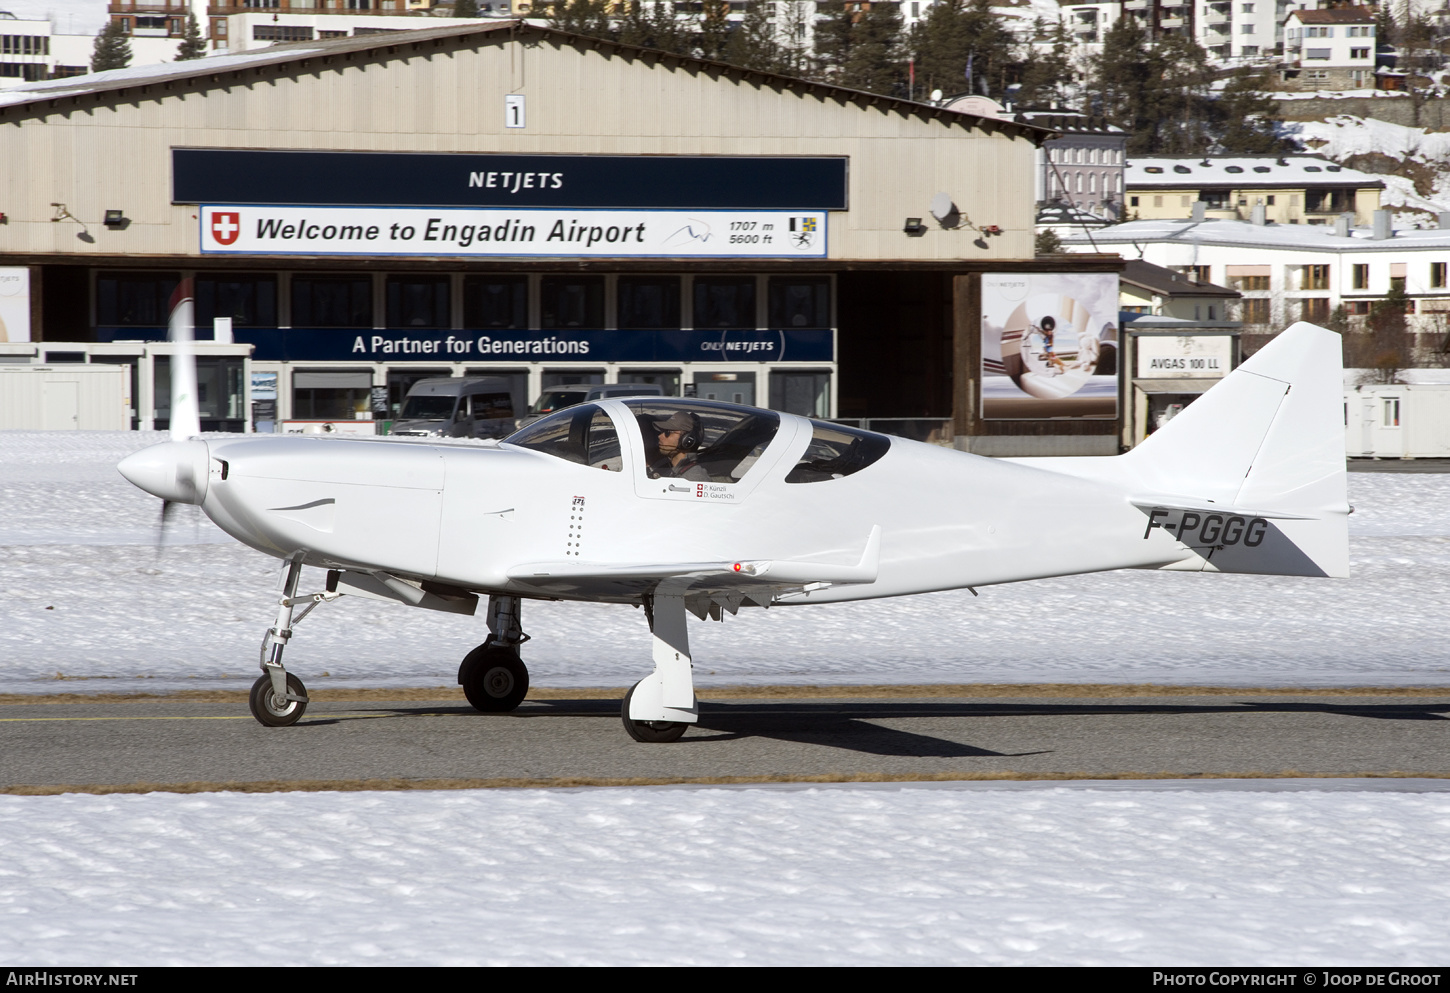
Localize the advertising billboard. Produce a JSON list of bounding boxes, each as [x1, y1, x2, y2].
[[0, 268, 30, 343], [981, 272, 1119, 419]]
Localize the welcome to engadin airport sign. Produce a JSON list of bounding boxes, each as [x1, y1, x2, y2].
[[179, 148, 842, 259], [199, 206, 827, 258]]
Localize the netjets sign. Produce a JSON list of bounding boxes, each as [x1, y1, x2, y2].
[[200, 206, 826, 258]]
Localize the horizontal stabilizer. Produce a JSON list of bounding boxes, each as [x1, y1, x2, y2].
[[1128, 495, 1313, 522]]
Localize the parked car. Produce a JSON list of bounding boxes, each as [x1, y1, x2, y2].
[[515, 383, 666, 428], [389, 377, 522, 439]]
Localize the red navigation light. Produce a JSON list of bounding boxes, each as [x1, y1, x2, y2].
[[733, 563, 742, 572]]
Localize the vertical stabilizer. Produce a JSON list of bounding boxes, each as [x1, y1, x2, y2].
[[1123, 322, 1349, 576], [1017, 323, 1350, 578]]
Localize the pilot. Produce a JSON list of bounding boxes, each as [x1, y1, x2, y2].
[[650, 410, 710, 481]]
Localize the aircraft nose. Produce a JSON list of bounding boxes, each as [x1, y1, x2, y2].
[[117, 440, 211, 505]]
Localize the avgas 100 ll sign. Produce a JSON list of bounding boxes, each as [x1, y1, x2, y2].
[[200, 206, 826, 258]]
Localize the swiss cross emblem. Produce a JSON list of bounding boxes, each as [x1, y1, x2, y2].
[[210, 211, 240, 246]]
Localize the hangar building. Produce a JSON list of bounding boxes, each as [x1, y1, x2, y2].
[[0, 19, 1117, 450]]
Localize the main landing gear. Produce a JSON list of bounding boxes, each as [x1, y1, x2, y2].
[[459, 595, 530, 712], [621, 592, 697, 743], [249, 555, 338, 728]]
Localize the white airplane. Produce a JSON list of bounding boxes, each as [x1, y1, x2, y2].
[[119, 296, 1349, 742]]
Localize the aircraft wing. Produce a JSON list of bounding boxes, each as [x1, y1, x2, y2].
[[507, 525, 881, 605]]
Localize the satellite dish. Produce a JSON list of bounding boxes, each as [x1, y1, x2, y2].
[[930, 88, 943, 103], [930, 193, 956, 222]]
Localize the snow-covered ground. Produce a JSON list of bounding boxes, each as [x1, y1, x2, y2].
[[1295, 116, 1450, 225], [4, 431, 1448, 967], [1, 431, 1447, 693], [2, 782, 1448, 966]]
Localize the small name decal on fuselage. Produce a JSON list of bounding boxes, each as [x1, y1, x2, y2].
[[1143, 508, 1267, 547]]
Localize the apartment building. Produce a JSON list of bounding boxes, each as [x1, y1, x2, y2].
[[1061, 215, 1450, 331], [1125, 155, 1384, 226], [1280, 6, 1377, 91]]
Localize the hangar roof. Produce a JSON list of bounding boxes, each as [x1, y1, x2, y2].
[[0, 19, 1054, 145]]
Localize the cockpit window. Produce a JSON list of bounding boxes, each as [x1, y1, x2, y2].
[[504, 404, 622, 470], [786, 422, 891, 483], [624, 400, 780, 483]]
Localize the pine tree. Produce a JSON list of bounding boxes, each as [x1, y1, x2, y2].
[[1014, 18, 1070, 109], [724, 1, 782, 72], [454, 0, 481, 16], [1211, 66, 1300, 154], [909, 0, 1017, 101], [617, 1, 691, 56], [91, 19, 132, 73], [812, 0, 856, 82], [773, 1, 815, 77], [175, 12, 206, 62], [1090, 19, 1213, 155], [840, 2, 905, 96], [547, 0, 614, 39], [696, 0, 734, 63], [1034, 228, 1063, 255]]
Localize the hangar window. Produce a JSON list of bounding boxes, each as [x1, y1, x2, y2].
[[541, 276, 604, 329], [504, 404, 622, 471], [292, 275, 372, 328], [694, 276, 757, 329], [786, 422, 891, 484], [624, 400, 780, 483], [291, 370, 373, 421], [768, 277, 831, 328], [463, 275, 527, 329], [196, 274, 277, 328], [386, 275, 450, 328], [97, 272, 180, 327], [618, 276, 682, 329]]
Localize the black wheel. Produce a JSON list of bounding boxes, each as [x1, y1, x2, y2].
[[621, 681, 688, 743], [249, 673, 308, 727], [459, 644, 529, 712]]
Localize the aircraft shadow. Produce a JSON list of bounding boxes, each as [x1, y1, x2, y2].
[[315, 698, 1450, 755], [687, 716, 1050, 758]]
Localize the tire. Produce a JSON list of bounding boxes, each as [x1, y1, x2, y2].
[[459, 644, 529, 712], [249, 673, 308, 727], [620, 681, 688, 743]]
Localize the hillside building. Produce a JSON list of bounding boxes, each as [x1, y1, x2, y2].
[[1279, 6, 1377, 91], [1061, 215, 1450, 331], [1125, 155, 1384, 227]]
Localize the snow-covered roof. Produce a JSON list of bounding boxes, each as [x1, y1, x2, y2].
[[1018, 110, 1126, 135], [1127, 156, 1384, 189], [1037, 202, 1115, 227], [1061, 217, 1450, 252]]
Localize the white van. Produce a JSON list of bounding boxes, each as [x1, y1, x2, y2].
[[391, 377, 522, 439]]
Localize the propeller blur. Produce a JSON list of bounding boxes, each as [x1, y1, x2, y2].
[[117, 322, 1350, 741]]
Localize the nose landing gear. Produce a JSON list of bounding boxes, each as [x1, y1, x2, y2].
[[247, 556, 337, 728]]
